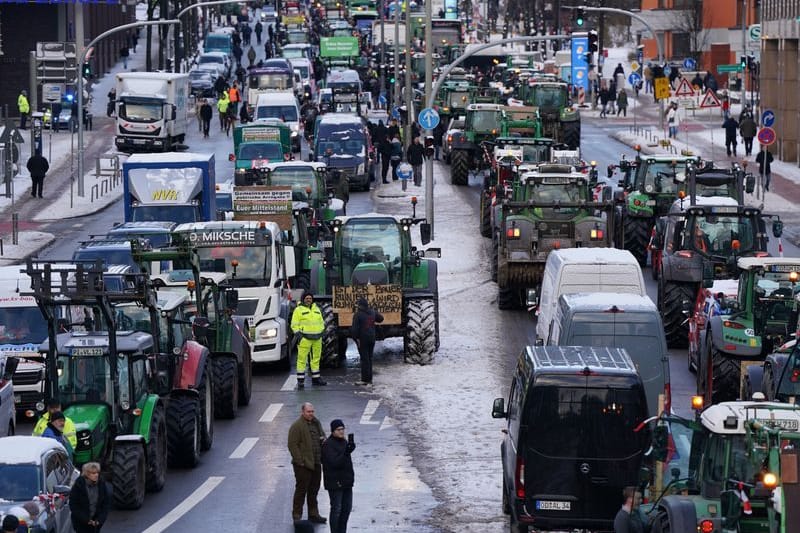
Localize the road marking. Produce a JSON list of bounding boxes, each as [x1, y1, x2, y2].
[[380, 416, 396, 431], [260, 403, 283, 422], [281, 374, 296, 391], [141, 476, 224, 533], [229, 437, 259, 459], [360, 399, 381, 425]]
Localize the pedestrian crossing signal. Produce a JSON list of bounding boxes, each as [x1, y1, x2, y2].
[[575, 8, 585, 27]]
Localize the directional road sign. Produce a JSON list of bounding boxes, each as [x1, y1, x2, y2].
[[683, 57, 697, 70], [628, 72, 641, 87], [418, 107, 440, 130], [757, 127, 776, 146], [378, 93, 387, 106], [761, 109, 775, 128]]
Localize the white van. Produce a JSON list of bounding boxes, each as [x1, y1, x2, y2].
[[535, 248, 646, 342], [254, 92, 301, 152]]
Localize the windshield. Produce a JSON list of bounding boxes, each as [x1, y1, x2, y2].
[[637, 161, 688, 194], [432, 28, 460, 46], [132, 205, 199, 225], [72, 248, 137, 270], [270, 168, 319, 199], [466, 110, 501, 132], [196, 245, 272, 280], [256, 105, 299, 121], [106, 231, 171, 249], [525, 181, 587, 203], [205, 35, 230, 50], [119, 97, 163, 123], [328, 81, 361, 93], [688, 214, 756, 255], [0, 465, 41, 501], [57, 353, 112, 404], [199, 55, 224, 65], [217, 193, 232, 212], [251, 73, 293, 90], [288, 31, 308, 43], [531, 86, 566, 108], [316, 139, 365, 157], [339, 219, 403, 284], [0, 307, 48, 345], [190, 71, 212, 81], [294, 66, 309, 79], [238, 143, 284, 160], [283, 49, 306, 59]]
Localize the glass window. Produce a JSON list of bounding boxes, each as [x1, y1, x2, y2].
[[238, 143, 284, 160], [0, 464, 41, 500], [131, 205, 199, 224], [339, 219, 403, 284], [636, 161, 689, 194], [199, 55, 224, 65], [466, 110, 501, 132], [196, 245, 271, 281], [251, 73, 294, 90], [690, 215, 756, 255], [256, 105, 299, 121], [130, 357, 147, 401], [72, 248, 137, 270], [118, 97, 164, 123], [531, 86, 566, 108], [58, 354, 111, 404], [45, 453, 60, 492], [0, 306, 49, 345]]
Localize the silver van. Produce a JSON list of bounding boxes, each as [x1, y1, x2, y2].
[[546, 292, 671, 417]]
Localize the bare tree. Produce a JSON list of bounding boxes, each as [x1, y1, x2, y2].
[[670, 0, 711, 63]]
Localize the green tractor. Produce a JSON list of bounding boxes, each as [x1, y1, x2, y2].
[[309, 207, 441, 366], [449, 103, 504, 186], [434, 77, 474, 122], [697, 257, 798, 405], [494, 163, 612, 309], [24, 261, 211, 509], [641, 401, 800, 533], [515, 78, 580, 149]]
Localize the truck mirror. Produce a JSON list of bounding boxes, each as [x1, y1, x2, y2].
[[773, 220, 783, 238], [491, 397, 507, 419], [225, 289, 239, 310], [651, 425, 669, 462], [745, 173, 755, 194], [2, 357, 18, 380], [601, 186, 612, 203], [420, 223, 432, 245]]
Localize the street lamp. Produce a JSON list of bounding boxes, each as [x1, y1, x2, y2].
[[174, 0, 247, 73]]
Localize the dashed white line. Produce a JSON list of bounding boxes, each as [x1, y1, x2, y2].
[[141, 476, 224, 533], [229, 437, 259, 459], [280, 374, 296, 391], [260, 403, 283, 422]]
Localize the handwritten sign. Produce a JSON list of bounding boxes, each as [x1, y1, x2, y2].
[[232, 186, 292, 228], [332, 284, 402, 326]]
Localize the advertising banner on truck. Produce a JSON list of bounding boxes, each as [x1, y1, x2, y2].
[[232, 186, 293, 228], [320, 37, 360, 58]]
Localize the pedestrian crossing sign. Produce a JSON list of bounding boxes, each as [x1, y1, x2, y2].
[[699, 89, 721, 109], [674, 78, 694, 97]]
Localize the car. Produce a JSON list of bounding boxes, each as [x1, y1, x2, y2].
[[281, 44, 314, 61], [71, 239, 140, 270], [261, 6, 277, 23], [189, 70, 216, 97], [0, 436, 79, 533], [442, 115, 465, 164], [197, 51, 231, 80], [105, 221, 176, 249]]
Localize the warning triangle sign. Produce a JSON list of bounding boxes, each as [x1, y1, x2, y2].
[[674, 77, 695, 97], [699, 89, 721, 109]]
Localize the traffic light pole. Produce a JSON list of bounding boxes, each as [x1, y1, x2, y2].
[[77, 19, 178, 197], [174, 0, 246, 72]]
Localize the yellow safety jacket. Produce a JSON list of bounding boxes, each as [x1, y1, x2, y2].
[[291, 303, 325, 336], [33, 412, 78, 449]]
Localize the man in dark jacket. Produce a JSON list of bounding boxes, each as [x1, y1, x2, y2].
[[739, 114, 757, 156], [756, 148, 774, 191], [199, 99, 213, 138], [70, 462, 110, 533], [214, 75, 229, 98], [722, 116, 739, 156], [288, 403, 327, 524], [322, 419, 356, 533], [350, 298, 384, 384], [432, 121, 445, 160], [406, 136, 426, 187], [255, 21, 263, 44], [26, 153, 49, 198], [379, 138, 392, 183]]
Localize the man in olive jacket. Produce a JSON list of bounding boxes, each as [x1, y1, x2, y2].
[[288, 402, 327, 524]]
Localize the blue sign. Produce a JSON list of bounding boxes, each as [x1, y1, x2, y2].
[[762, 109, 775, 127], [570, 34, 590, 93], [397, 163, 413, 181], [637, 49, 643, 65], [418, 107, 440, 130], [664, 65, 672, 77], [378, 93, 387, 106], [683, 57, 697, 70], [628, 73, 641, 87], [391, 106, 400, 120]]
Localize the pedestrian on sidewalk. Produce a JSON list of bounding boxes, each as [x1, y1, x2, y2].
[[598, 84, 610, 118], [228, 82, 241, 115], [106, 88, 116, 117], [407, 136, 425, 186], [616, 88, 628, 117], [247, 45, 257, 67], [70, 462, 110, 533], [214, 75, 229, 98], [691, 72, 704, 91], [722, 116, 739, 156], [322, 419, 356, 532], [243, 24, 252, 46], [255, 21, 263, 44], [350, 297, 384, 385], [665, 101, 679, 138], [756, 147, 774, 191], [389, 134, 403, 181], [643, 64, 653, 94], [739, 104, 754, 122], [233, 43, 243, 66], [607, 79, 617, 114], [120, 45, 130, 69], [433, 120, 445, 160], [288, 403, 327, 524], [239, 103, 250, 124], [129, 32, 137, 54], [613, 63, 625, 79], [26, 152, 49, 199], [17, 89, 29, 130], [199, 99, 213, 138], [721, 95, 730, 119], [379, 137, 392, 183], [739, 114, 756, 156], [217, 92, 230, 131]]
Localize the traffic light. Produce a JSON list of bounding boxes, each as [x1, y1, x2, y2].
[[583, 52, 592, 65], [424, 136, 435, 158], [575, 8, 585, 27], [588, 30, 598, 53], [82, 63, 92, 79], [747, 54, 755, 71], [740, 55, 747, 70]]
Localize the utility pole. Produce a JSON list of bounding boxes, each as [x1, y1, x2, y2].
[[404, 3, 412, 150], [741, 0, 747, 107], [423, 0, 433, 235], [393, 3, 400, 106], [379, 0, 386, 102]]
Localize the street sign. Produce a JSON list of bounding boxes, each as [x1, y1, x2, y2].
[[628, 72, 641, 87], [683, 57, 697, 70], [757, 127, 776, 146], [663, 65, 672, 77], [418, 107, 440, 130], [654, 77, 670, 100], [699, 89, 721, 108], [0, 127, 24, 145], [42, 83, 64, 104], [749, 24, 761, 42], [761, 109, 775, 127], [391, 106, 400, 120], [674, 78, 695, 97], [630, 61, 640, 72], [717, 64, 743, 73]]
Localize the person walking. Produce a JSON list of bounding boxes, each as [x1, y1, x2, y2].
[[598, 85, 610, 118], [379, 137, 392, 184], [33, 398, 77, 449], [322, 419, 356, 533], [433, 120, 445, 160], [120, 44, 130, 69], [228, 82, 241, 116], [291, 292, 327, 388], [26, 152, 49, 199], [756, 147, 774, 191], [665, 102, 679, 139], [350, 298, 384, 384], [616, 88, 628, 117], [255, 20, 263, 44], [721, 95, 730, 119], [288, 403, 327, 524], [40, 411, 73, 460], [217, 91, 230, 131], [389, 134, 403, 181], [2, 515, 19, 533], [739, 114, 757, 156], [18, 89, 30, 130], [233, 43, 243, 66], [70, 462, 111, 533], [106, 88, 116, 117], [613, 62, 625, 79], [722, 115, 739, 156], [406, 136, 425, 187], [247, 45, 257, 68], [199, 99, 213, 138], [243, 24, 252, 46], [643, 64, 653, 94]]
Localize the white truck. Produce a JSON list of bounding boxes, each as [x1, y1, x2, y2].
[[114, 72, 189, 152]]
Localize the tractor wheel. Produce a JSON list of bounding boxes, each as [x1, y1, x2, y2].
[[498, 287, 519, 310], [661, 281, 696, 348], [198, 361, 214, 451], [623, 216, 651, 266], [145, 403, 167, 493], [319, 302, 342, 368], [562, 121, 581, 150], [404, 299, 436, 365], [491, 233, 498, 282], [450, 150, 469, 186], [480, 193, 492, 238], [166, 395, 201, 468], [212, 356, 239, 420], [651, 511, 671, 533], [293, 271, 311, 292], [237, 354, 252, 407], [112, 443, 146, 509], [707, 340, 740, 404]]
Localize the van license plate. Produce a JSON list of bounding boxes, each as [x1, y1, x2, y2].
[[133, 139, 146, 145], [536, 500, 570, 511]]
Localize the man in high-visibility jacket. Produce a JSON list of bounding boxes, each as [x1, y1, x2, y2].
[[33, 399, 78, 449], [18, 89, 30, 130], [217, 92, 230, 131], [291, 292, 327, 388]]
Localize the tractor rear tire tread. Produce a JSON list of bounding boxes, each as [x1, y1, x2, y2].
[[404, 299, 436, 365], [212, 357, 239, 419], [111, 443, 146, 509], [166, 395, 201, 468]]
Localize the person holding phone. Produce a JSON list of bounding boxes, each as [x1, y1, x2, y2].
[[322, 419, 356, 533]]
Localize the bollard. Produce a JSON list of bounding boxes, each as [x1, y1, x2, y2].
[[91, 184, 98, 203], [11, 213, 18, 245], [0, 238, 3, 256]]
